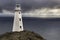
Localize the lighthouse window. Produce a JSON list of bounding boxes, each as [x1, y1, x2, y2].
[[19, 12, 20, 14], [17, 5, 19, 7], [19, 18, 21, 21], [20, 26, 22, 28]]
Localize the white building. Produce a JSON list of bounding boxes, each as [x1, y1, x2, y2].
[[12, 3, 24, 32]]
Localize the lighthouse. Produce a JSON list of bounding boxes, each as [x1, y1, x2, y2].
[[12, 3, 24, 32]]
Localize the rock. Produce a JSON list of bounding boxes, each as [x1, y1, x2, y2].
[[0, 30, 45, 40]]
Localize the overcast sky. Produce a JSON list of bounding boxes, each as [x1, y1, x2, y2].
[[0, 0, 60, 12], [0, 0, 60, 18]]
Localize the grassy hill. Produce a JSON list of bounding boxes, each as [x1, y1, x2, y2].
[[0, 30, 45, 40]]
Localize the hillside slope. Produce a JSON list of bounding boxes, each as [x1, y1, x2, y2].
[[0, 30, 45, 40]]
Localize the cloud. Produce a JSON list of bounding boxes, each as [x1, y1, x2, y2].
[[0, 10, 14, 17], [23, 8, 60, 18], [1, 8, 60, 18], [0, 0, 60, 18], [0, 0, 60, 12]]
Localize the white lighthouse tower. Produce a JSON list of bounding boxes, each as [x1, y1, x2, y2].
[[12, 3, 24, 32]]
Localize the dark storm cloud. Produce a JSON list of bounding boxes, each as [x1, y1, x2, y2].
[[21, 0, 60, 10], [0, 0, 60, 12], [0, 0, 15, 12]]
